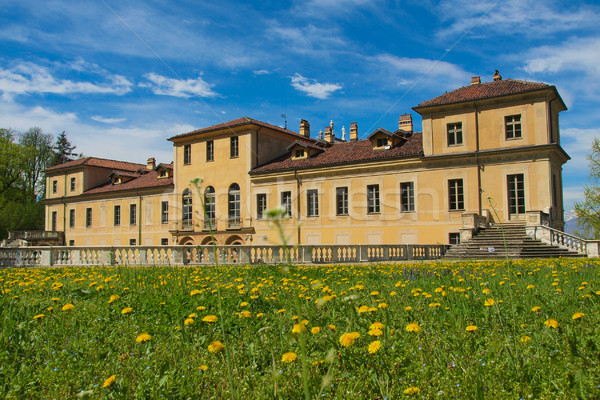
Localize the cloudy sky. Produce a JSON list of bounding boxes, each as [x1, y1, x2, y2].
[[1, 0, 598, 211]]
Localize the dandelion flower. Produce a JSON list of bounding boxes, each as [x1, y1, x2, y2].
[[466, 325, 478, 332], [46, 307, 53, 311], [378, 303, 388, 309], [370, 322, 385, 330], [208, 341, 225, 353], [108, 294, 120, 303], [184, 318, 194, 326], [484, 298, 495, 307], [239, 310, 251, 318], [526, 284, 535, 289], [327, 324, 336, 330], [61, 303, 74, 311], [404, 387, 420, 395], [240, 302, 249, 307], [339, 332, 360, 347], [357, 305, 369, 313], [202, 315, 218, 323], [135, 333, 152, 343], [292, 323, 305, 334], [405, 323, 421, 333], [368, 328, 383, 337], [121, 307, 133, 315], [256, 313, 264, 318], [281, 352, 297, 363], [33, 314, 44, 320], [102, 375, 116, 388], [544, 319, 558, 328], [277, 309, 286, 314], [404, 306, 412, 311], [572, 312, 584, 320], [368, 341, 381, 354], [311, 327, 321, 334], [188, 313, 196, 318], [196, 306, 206, 311], [531, 306, 541, 312], [190, 289, 201, 296], [521, 335, 531, 343]]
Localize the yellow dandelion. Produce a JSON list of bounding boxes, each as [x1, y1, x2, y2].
[[184, 318, 194, 326], [208, 341, 225, 353], [190, 289, 201, 296], [292, 323, 305, 334], [33, 314, 44, 320], [368, 328, 383, 337], [46, 306, 53, 311], [51, 298, 60, 302], [196, 306, 206, 311], [102, 375, 116, 388], [404, 387, 420, 395], [572, 312, 585, 320], [405, 323, 421, 333], [311, 327, 321, 334], [281, 352, 297, 363], [466, 325, 478, 332], [520, 335, 531, 343], [484, 298, 495, 307], [202, 315, 218, 323], [135, 333, 152, 343], [240, 302, 249, 307], [278, 309, 286, 314], [370, 291, 380, 296], [327, 324, 336, 330], [531, 306, 541, 312], [301, 319, 309, 326], [404, 306, 412, 311], [188, 313, 196, 318], [370, 322, 385, 330], [121, 307, 133, 315], [198, 365, 208, 372], [378, 303, 388, 309], [61, 303, 74, 311], [357, 305, 369, 313], [256, 312, 265, 318], [482, 288, 490, 294], [526, 284, 535, 289], [108, 294, 120, 303], [544, 319, 558, 328], [239, 310, 251, 318], [368, 340, 381, 354]]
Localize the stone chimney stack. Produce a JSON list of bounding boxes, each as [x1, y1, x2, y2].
[[324, 126, 334, 143], [147, 157, 156, 170], [398, 114, 413, 134], [350, 122, 358, 142], [493, 70, 502, 81], [471, 76, 481, 85], [299, 119, 310, 138]]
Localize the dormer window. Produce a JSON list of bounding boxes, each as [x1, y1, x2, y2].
[[295, 149, 305, 158], [376, 138, 388, 148], [157, 167, 170, 179], [112, 177, 122, 185]]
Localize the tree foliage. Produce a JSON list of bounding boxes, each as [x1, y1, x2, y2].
[[574, 138, 600, 239], [51, 131, 77, 166]]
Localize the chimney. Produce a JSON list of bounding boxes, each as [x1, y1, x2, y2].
[[493, 70, 502, 81], [398, 114, 413, 134], [299, 119, 310, 138], [471, 76, 481, 85], [324, 126, 334, 143], [350, 122, 358, 142], [147, 157, 156, 170]]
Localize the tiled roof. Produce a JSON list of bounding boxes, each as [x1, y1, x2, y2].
[[251, 133, 423, 174], [416, 79, 551, 108], [45, 157, 145, 172], [168, 117, 314, 141], [84, 168, 173, 195]]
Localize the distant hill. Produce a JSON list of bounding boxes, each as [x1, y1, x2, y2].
[[563, 210, 579, 236]]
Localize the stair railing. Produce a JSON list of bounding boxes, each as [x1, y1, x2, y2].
[[527, 225, 587, 255]]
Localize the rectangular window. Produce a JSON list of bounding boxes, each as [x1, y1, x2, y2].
[[52, 180, 57, 194], [281, 191, 292, 217], [69, 209, 75, 228], [51, 211, 57, 231], [69, 240, 75, 246], [448, 179, 464, 210], [449, 233, 461, 245], [257, 193, 267, 219], [295, 149, 305, 158], [230, 136, 239, 158], [183, 144, 191, 165], [447, 122, 463, 146], [70, 177, 76, 192], [376, 137, 387, 147], [307, 189, 319, 217], [507, 174, 525, 215], [367, 184, 380, 214], [206, 140, 214, 161], [505, 115, 522, 139], [400, 182, 415, 212], [114, 205, 121, 226], [130, 204, 137, 225], [86, 208, 92, 227], [161, 238, 169, 246], [161, 201, 169, 224], [129, 239, 136, 246], [336, 187, 348, 215]]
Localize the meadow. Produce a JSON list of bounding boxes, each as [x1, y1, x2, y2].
[[1, 259, 599, 399]]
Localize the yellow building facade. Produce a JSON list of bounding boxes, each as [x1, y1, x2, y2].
[[44, 73, 569, 247]]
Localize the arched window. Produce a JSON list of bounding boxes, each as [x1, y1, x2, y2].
[[228, 183, 241, 228], [204, 186, 215, 230], [182, 189, 192, 229]]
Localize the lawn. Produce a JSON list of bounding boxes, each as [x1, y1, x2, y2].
[[1, 259, 599, 399]]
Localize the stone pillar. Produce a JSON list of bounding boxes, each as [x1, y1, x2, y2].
[[171, 247, 184, 265], [100, 249, 115, 266]]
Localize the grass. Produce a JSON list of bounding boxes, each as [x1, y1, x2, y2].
[[1, 259, 599, 399]]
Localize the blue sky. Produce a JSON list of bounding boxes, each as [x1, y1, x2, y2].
[[0, 0, 598, 212]]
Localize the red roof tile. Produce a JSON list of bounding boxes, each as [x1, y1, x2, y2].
[[45, 157, 145, 172], [84, 169, 173, 195], [251, 133, 423, 174], [168, 117, 314, 141], [415, 79, 551, 108]]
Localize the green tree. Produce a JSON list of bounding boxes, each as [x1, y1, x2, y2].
[[19, 127, 54, 198], [0, 128, 28, 197], [574, 137, 600, 239], [51, 131, 77, 166]]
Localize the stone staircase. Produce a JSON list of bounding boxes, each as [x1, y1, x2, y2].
[[445, 222, 585, 259]]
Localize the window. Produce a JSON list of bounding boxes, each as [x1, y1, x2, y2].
[[295, 149, 305, 158], [257, 193, 267, 219], [206, 140, 214, 162], [183, 144, 191, 165], [230, 136, 239, 158], [129, 239, 136, 246], [52, 180, 57, 194], [182, 189, 193, 228], [69, 209, 75, 228], [161, 201, 169, 224], [70, 177, 76, 192], [367, 184, 380, 214], [114, 205, 121, 226], [204, 186, 215, 230], [69, 240, 75, 246], [400, 182, 415, 212], [51, 211, 57, 231], [281, 191, 292, 217], [336, 187, 348, 215], [130, 204, 137, 225], [86, 208, 92, 227], [307, 189, 319, 217], [447, 122, 463, 146], [449, 233, 461, 245], [161, 238, 169, 246], [505, 115, 522, 139], [228, 183, 241, 227], [376, 137, 387, 147], [448, 179, 464, 210], [507, 174, 525, 215]]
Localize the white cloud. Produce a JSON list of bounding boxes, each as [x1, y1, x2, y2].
[[253, 70, 270, 76], [91, 115, 126, 124], [523, 37, 600, 76], [266, 24, 347, 56], [290, 73, 342, 99], [141, 73, 216, 98], [0, 62, 132, 100], [561, 127, 600, 172]]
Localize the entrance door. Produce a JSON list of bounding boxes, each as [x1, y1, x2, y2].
[[507, 174, 525, 220]]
